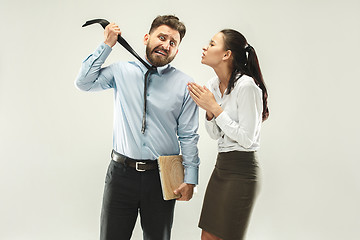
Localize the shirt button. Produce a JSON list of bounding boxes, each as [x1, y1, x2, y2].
[[147, 93, 150, 96]]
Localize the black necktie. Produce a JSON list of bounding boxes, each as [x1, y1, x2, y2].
[[82, 19, 156, 134], [142, 67, 157, 133]]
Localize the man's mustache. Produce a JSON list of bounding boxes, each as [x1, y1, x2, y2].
[[152, 47, 168, 56]]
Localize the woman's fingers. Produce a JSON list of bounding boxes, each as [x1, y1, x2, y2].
[[191, 82, 204, 92], [188, 90, 198, 102], [203, 85, 211, 92], [189, 87, 208, 110], [187, 82, 204, 98], [187, 83, 198, 97]]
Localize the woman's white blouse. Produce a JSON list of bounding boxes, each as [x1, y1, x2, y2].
[[204, 74, 263, 152]]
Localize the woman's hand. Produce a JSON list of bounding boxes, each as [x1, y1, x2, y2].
[[187, 82, 223, 118]]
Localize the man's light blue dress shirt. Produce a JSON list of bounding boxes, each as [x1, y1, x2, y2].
[[75, 43, 200, 184]]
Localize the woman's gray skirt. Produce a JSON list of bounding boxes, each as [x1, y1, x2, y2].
[[198, 151, 260, 240]]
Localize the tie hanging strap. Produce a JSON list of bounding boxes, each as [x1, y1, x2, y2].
[[82, 19, 156, 134], [82, 19, 152, 70]]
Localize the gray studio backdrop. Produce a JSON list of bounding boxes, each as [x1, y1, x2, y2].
[[1, 0, 360, 239]]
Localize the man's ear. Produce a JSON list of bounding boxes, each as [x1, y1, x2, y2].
[[223, 50, 232, 60], [144, 33, 150, 45]]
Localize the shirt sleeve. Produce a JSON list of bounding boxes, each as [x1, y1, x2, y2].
[[204, 115, 222, 140], [177, 82, 200, 185], [75, 43, 115, 91], [215, 82, 262, 149]]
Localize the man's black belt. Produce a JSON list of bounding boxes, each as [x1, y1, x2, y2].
[[111, 150, 158, 172]]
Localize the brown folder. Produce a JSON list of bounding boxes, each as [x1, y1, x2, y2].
[[158, 155, 184, 200]]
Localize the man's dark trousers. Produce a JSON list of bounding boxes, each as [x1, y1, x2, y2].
[[100, 159, 176, 240]]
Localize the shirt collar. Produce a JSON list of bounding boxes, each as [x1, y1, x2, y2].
[[216, 77, 228, 94], [213, 73, 246, 97], [136, 57, 170, 76]]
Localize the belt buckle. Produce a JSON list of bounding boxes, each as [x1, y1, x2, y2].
[[135, 162, 146, 172]]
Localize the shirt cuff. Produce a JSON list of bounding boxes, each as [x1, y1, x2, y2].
[[215, 111, 231, 130], [184, 167, 198, 185], [203, 117, 213, 130], [97, 42, 112, 62], [205, 114, 216, 123]]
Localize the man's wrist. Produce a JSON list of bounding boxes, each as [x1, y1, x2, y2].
[[104, 41, 114, 48]]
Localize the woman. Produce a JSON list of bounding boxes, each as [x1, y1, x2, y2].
[[187, 29, 269, 240]]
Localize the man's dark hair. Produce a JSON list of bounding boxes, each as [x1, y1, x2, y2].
[[149, 15, 186, 42]]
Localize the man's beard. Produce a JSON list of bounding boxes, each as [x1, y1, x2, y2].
[[146, 44, 175, 67]]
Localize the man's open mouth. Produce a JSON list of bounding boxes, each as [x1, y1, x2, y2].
[[154, 49, 167, 56]]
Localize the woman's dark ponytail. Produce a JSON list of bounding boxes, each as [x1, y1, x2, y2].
[[246, 45, 269, 121], [221, 29, 269, 121]]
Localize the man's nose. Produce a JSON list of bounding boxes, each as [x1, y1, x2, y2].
[[163, 41, 171, 51]]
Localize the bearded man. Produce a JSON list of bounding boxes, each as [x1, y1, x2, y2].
[[75, 15, 199, 240]]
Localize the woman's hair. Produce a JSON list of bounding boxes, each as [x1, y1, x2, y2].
[[220, 29, 269, 121]]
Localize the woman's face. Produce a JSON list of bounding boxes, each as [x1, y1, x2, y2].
[[201, 32, 228, 67]]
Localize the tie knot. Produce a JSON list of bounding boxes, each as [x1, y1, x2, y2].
[[146, 66, 157, 75], [150, 66, 157, 73]]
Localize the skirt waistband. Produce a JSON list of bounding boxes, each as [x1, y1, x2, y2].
[[216, 151, 259, 170]]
